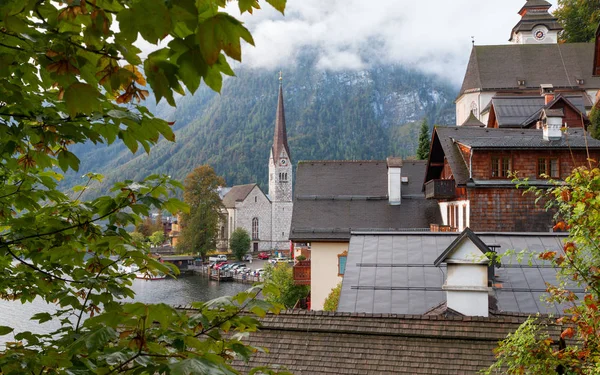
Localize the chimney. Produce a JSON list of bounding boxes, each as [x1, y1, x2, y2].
[[540, 83, 555, 105], [434, 228, 491, 317], [386, 157, 403, 205]]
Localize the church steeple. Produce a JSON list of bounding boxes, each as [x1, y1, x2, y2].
[[272, 72, 291, 161], [509, 0, 562, 44], [268, 73, 293, 204]]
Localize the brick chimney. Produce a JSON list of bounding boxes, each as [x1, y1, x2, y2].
[[386, 157, 403, 205], [540, 83, 555, 104], [434, 228, 491, 317]]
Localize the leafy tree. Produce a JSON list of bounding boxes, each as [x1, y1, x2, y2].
[[131, 231, 147, 245], [149, 230, 166, 247], [136, 215, 163, 237], [0, 0, 289, 374], [590, 104, 600, 140], [485, 165, 600, 374], [416, 118, 430, 160], [231, 227, 251, 261], [178, 165, 225, 260], [555, 0, 600, 43], [323, 282, 342, 312], [264, 263, 310, 309]]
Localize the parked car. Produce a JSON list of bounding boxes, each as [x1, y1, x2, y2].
[[208, 254, 228, 263], [214, 261, 228, 270], [257, 252, 270, 260], [275, 256, 289, 263]]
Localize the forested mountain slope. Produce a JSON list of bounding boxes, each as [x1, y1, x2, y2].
[[62, 54, 457, 196]]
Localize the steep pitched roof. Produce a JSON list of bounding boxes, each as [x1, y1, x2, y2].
[[338, 232, 581, 315], [228, 311, 562, 375], [458, 43, 600, 98], [433, 228, 491, 266], [425, 127, 471, 185], [290, 160, 442, 241], [222, 184, 259, 208], [272, 84, 291, 160]]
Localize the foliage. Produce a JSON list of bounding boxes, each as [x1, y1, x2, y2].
[[149, 230, 166, 247], [590, 104, 600, 140], [131, 231, 147, 245], [295, 255, 306, 261], [323, 282, 342, 312], [178, 165, 225, 259], [264, 264, 310, 309], [231, 228, 251, 261], [485, 165, 600, 374], [136, 215, 163, 237], [555, 0, 600, 43], [0, 0, 291, 373], [416, 118, 430, 160]]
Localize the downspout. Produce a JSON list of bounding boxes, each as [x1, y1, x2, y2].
[[469, 149, 474, 180]]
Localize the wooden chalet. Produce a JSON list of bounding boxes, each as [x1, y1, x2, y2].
[[424, 126, 600, 232]]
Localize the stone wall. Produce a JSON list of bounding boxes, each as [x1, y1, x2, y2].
[[234, 186, 273, 252]]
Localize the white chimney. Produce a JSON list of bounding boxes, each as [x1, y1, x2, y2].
[[387, 157, 402, 205], [543, 115, 563, 141], [434, 228, 491, 317]]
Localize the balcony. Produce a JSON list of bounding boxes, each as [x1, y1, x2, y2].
[[293, 260, 311, 286], [425, 179, 456, 199]]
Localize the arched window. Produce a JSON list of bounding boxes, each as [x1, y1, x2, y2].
[[254, 196, 257, 203], [220, 226, 225, 239], [252, 217, 259, 240]]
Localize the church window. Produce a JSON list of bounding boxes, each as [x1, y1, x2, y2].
[[252, 218, 259, 240], [220, 226, 225, 239], [255, 196, 257, 203]]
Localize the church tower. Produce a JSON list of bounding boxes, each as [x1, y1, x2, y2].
[[268, 73, 293, 203], [509, 0, 563, 44], [268, 73, 293, 250]]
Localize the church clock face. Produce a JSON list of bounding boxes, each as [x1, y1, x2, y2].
[[280, 158, 287, 166], [533, 26, 547, 41]]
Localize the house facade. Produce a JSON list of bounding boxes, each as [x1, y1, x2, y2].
[[289, 158, 441, 310], [456, 0, 600, 126], [424, 126, 600, 232], [216, 81, 294, 253]]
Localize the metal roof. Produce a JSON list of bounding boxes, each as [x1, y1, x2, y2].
[[491, 95, 587, 127], [338, 232, 581, 315]]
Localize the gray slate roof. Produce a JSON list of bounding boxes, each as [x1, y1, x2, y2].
[[442, 127, 600, 149], [459, 43, 600, 97], [338, 232, 580, 315], [491, 95, 587, 127], [228, 311, 562, 375], [461, 110, 485, 127], [290, 160, 442, 241], [222, 184, 257, 208]]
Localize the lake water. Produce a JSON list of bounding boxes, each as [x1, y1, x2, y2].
[[0, 274, 252, 343]]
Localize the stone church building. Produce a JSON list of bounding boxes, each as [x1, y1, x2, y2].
[[216, 81, 293, 253]]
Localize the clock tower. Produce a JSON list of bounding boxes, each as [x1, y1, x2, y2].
[[509, 0, 562, 44], [268, 73, 293, 203], [268, 73, 293, 249]]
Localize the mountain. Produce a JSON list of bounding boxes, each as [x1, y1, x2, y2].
[[61, 53, 457, 197]]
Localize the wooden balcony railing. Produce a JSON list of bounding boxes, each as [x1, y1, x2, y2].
[[425, 179, 456, 199], [293, 260, 311, 286]]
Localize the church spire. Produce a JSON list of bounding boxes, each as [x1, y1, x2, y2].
[[272, 72, 291, 161], [509, 0, 562, 44]]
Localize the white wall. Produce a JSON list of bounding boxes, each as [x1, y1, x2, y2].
[[310, 241, 347, 310], [438, 200, 470, 231]]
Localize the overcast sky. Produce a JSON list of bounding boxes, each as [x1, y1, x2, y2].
[[230, 0, 558, 86]]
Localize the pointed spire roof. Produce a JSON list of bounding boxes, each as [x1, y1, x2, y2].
[[509, 0, 562, 42], [272, 74, 291, 160], [518, 0, 552, 14], [461, 110, 485, 127]]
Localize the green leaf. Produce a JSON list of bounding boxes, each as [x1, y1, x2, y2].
[[169, 358, 234, 375], [64, 83, 101, 118], [265, 0, 286, 14], [0, 326, 14, 336], [31, 312, 53, 323], [83, 326, 117, 352], [4, 15, 30, 34], [117, 0, 171, 44], [57, 149, 81, 172], [163, 198, 190, 214], [196, 13, 254, 65], [238, 0, 259, 14]]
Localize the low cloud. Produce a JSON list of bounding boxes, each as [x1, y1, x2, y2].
[[234, 0, 558, 86]]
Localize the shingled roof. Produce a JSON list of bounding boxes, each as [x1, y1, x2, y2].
[[290, 160, 442, 241], [230, 311, 563, 375], [458, 43, 600, 98], [489, 95, 588, 128], [222, 184, 259, 208]]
